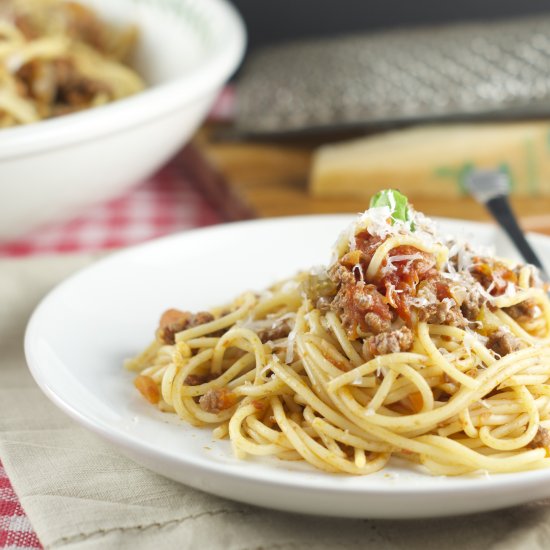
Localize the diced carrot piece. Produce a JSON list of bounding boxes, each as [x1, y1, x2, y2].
[[408, 391, 423, 413], [134, 375, 160, 404]]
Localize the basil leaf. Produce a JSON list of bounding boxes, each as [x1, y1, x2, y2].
[[369, 189, 413, 228]]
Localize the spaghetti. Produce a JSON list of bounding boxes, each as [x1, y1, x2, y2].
[[127, 190, 550, 476], [0, 0, 144, 127]]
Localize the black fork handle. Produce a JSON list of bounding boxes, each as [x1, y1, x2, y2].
[[486, 195, 548, 280]]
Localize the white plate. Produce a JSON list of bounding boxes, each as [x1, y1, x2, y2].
[[24, 215, 550, 519]]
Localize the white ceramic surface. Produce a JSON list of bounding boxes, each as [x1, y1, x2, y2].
[[0, 0, 245, 239], [24, 216, 550, 519]]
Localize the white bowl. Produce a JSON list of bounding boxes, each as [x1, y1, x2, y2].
[[0, 0, 245, 240]]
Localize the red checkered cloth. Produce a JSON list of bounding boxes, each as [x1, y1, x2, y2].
[[0, 161, 222, 257], [0, 465, 41, 549]]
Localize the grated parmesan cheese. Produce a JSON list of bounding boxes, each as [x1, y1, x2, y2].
[[381, 252, 426, 276], [6, 53, 24, 73], [285, 325, 298, 364], [375, 357, 386, 378], [352, 263, 365, 282], [331, 204, 442, 262], [504, 282, 518, 297], [408, 296, 430, 308]]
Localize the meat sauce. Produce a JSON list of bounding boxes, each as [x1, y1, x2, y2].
[[352, 231, 443, 324], [379, 246, 440, 323], [470, 257, 517, 296], [330, 267, 391, 339]]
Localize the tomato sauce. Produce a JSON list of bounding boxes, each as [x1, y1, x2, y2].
[[470, 258, 517, 296]]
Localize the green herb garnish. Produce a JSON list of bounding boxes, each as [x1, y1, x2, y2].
[[369, 189, 414, 229]]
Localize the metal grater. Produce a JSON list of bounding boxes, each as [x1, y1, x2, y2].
[[236, 15, 550, 136]]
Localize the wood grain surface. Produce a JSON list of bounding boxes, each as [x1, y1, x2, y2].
[[181, 128, 550, 235]]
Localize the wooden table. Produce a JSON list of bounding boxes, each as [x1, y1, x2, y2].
[[179, 128, 550, 235]]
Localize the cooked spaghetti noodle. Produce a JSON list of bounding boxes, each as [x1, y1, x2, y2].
[[0, 0, 144, 127], [126, 190, 550, 476]]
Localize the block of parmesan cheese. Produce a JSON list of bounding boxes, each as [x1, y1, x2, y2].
[[310, 122, 550, 197]]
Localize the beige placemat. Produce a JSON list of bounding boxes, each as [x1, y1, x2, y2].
[[2, 254, 550, 549]]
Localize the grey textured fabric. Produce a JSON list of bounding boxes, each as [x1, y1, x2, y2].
[[1, 254, 550, 549]]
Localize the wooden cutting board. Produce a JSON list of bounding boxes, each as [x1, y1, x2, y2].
[[178, 128, 550, 235]]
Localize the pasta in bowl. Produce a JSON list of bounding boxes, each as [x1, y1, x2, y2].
[[0, 0, 145, 127], [127, 190, 550, 476]]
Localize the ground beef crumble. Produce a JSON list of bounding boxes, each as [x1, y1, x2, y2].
[[504, 299, 539, 323], [460, 288, 487, 321], [487, 327, 525, 357], [412, 278, 467, 327], [330, 266, 392, 339], [199, 388, 237, 414], [157, 309, 215, 344], [417, 299, 466, 327], [184, 373, 217, 386], [364, 326, 414, 356], [257, 319, 292, 343], [364, 311, 392, 334], [528, 426, 550, 449]]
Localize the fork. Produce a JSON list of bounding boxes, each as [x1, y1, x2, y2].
[[464, 169, 548, 280]]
